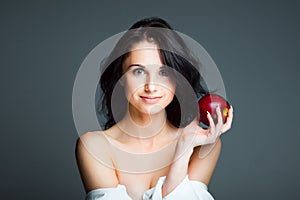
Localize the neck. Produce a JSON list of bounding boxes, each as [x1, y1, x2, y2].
[[118, 105, 169, 140]]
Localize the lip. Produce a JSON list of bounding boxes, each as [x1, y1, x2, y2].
[[140, 96, 162, 104]]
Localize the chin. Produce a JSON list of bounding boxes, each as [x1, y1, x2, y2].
[[137, 104, 165, 115], [148, 105, 165, 115]]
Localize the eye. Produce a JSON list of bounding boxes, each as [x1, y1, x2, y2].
[[159, 68, 169, 77], [132, 68, 145, 75]]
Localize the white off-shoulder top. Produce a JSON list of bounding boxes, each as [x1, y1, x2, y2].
[[86, 175, 214, 200]]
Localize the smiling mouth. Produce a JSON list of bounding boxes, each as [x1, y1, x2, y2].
[[140, 96, 162, 104]]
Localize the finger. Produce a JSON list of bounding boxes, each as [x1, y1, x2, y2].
[[227, 105, 233, 119], [211, 106, 222, 139], [215, 105, 224, 135], [221, 105, 234, 133], [206, 111, 216, 134], [206, 111, 221, 144], [216, 105, 223, 126]]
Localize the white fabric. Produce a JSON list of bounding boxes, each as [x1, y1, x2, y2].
[[143, 176, 214, 200], [85, 185, 132, 200], [86, 176, 214, 200]]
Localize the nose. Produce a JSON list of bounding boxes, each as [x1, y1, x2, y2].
[[144, 82, 157, 92], [144, 74, 157, 93]]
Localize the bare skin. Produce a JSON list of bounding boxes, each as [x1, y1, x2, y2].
[[75, 41, 233, 200], [76, 128, 224, 199]]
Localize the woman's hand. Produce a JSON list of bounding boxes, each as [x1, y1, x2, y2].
[[176, 105, 234, 155]]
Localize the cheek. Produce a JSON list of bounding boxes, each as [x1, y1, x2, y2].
[[123, 78, 143, 99], [163, 82, 176, 103], [164, 80, 176, 95]]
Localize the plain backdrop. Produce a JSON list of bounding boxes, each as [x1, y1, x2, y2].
[[1, 0, 299, 199]]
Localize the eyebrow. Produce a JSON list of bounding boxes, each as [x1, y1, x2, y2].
[[127, 64, 167, 69], [127, 64, 146, 69]]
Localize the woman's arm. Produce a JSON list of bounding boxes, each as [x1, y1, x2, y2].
[[188, 139, 222, 185], [75, 132, 119, 193], [162, 106, 233, 197]]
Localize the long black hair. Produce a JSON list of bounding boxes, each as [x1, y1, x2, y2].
[[98, 17, 208, 130]]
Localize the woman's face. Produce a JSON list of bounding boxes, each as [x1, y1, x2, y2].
[[121, 41, 176, 115]]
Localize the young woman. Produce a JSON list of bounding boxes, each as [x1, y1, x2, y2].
[[76, 17, 233, 200]]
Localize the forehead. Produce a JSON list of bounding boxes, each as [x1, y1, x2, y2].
[[123, 41, 163, 67]]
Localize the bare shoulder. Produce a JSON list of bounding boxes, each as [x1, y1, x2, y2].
[[78, 131, 109, 147], [75, 130, 119, 193], [188, 139, 222, 185]]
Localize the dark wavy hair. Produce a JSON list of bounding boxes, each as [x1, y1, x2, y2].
[[98, 17, 208, 130]]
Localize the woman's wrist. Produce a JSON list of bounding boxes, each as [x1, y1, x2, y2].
[[174, 137, 194, 157], [162, 144, 194, 197]]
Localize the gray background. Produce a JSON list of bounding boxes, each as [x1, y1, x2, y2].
[[1, 0, 299, 199]]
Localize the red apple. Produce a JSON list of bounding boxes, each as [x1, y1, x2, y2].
[[198, 94, 230, 126]]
